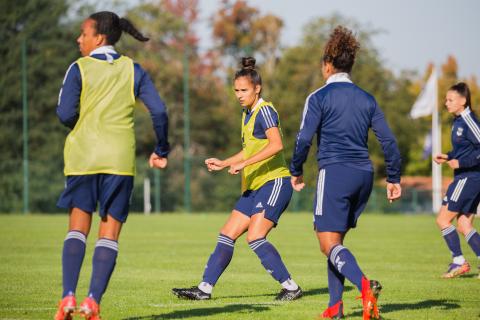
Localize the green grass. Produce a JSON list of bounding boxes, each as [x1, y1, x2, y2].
[[0, 213, 479, 319]]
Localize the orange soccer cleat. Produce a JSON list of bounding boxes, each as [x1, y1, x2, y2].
[[441, 262, 470, 278], [358, 277, 382, 320], [54, 294, 76, 320], [78, 296, 101, 320], [321, 300, 344, 319]]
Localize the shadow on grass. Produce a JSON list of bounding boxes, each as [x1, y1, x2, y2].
[[302, 286, 354, 298], [122, 303, 271, 320], [457, 274, 477, 279], [218, 285, 354, 300], [347, 299, 461, 318]]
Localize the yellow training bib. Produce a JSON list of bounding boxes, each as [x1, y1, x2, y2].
[[63, 56, 136, 176], [241, 101, 290, 191]]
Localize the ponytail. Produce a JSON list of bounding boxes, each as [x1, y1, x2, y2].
[[119, 18, 149, 42], [89, 11, 149, 45]]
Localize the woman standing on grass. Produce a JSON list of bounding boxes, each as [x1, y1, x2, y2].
[[289, 26, 402, 319], [54, 11, 169, 320], [434, 82, 480, 279], [172, 57, 302, 301]]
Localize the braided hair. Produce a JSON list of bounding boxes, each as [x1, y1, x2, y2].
[[323, 26, 360, 73], [89, 11, 149, 45]]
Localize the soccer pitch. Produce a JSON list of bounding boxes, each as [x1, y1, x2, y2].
[[0, 213, 478, 319]]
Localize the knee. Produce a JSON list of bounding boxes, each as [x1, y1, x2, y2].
[[246, 233, 263, 244], [436, 215, 450, 230], [456, 221, 472, 236], [219, 228, 238, 241], [320, 242, 335, 257]]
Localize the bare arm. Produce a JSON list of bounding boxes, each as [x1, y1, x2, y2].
[[205, 150, 244, 171]]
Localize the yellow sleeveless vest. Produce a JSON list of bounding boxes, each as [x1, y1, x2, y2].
[[63, 56, 136, 176], [241, 101, 290, 191]]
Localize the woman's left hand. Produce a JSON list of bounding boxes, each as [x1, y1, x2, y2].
[[149, 153, 168, 169], [447, 159, 459, 169], [228, 162, 246, 175]]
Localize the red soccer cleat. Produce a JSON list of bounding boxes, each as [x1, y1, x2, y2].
[[321, 300, 344, 319], [78, 296, 101, 320], [54, 294, 76, 320], [358, 277, 382, 320]]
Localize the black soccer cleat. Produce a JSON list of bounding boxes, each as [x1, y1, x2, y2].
[[275, 286, 303, 301], [172, 287, 211, 300]]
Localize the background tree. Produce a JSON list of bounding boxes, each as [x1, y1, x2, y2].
[[0, 0, 78, 212]]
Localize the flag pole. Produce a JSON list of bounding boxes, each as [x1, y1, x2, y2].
[[431, 67, 442, 213]]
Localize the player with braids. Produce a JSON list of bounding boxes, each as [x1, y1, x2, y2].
[[434, 82, 480, 279], [54, 11, 169, 320], [290, 26, 402, 319], [172, 57, 303, 301]]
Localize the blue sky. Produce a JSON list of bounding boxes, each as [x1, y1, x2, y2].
[[122, 0, 479, 79]]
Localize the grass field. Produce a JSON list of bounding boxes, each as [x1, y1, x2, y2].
[[0, 213, 479, 320]]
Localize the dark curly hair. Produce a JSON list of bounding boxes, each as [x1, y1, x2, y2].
[[323, 26, 360, 73], [89, 11, 149, 45]]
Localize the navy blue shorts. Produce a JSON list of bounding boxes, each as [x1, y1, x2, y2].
[[234, 177, 293, 225], [442, 174, 480, 214], [57, 174, 134, 223], [313, 164, 373, 232]]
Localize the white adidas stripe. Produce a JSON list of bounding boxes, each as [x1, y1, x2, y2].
[[329, 245, 346, 264], [267, 178, 283, 206], [217, 239, 234, 247], [259, 108, 271, 127], [465, 229, 476, 242], [218, 236, 234, 245], [462, 113, 480, 143], [261, 107, 275, 128], [441, 225, 456, 236], [249, 240, 267, 250], [65, 231, 86, 243], [96, 239, 118, 251], [267, 179, 280, 206], [300, 85, 326, 130], [451, 178, 467, 202], [58, 62, 77, 106], [315, 169, 326, 216]]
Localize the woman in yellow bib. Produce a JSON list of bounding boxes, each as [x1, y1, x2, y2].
[[54, 11, 169, 320], [172, 57, 302, 301]]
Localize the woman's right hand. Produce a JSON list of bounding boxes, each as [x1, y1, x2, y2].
[[386, 183, 402, 203], [205, 158, 225, 171], [434, 153, 448, 164], [291, 176, 305, 192]]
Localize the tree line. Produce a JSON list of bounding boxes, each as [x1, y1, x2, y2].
[[1, 0, 479, 212]]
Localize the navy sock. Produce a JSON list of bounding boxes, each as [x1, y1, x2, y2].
[[202, 234, 235, 285], [327, 259, 345, 306], [442, 226, 463, 257], [329, 245, 364, 291], [62, 230, 86, 297], [249, 238, 290, 283], [88, 238, 118, 303], [466, 229, 480, 257]]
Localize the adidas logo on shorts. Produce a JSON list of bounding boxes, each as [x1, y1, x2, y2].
[[256, 202, 263, 208]]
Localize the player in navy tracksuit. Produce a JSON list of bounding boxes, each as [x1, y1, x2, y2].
[[289, 26, 402, 320], [434, 82, 480, 279]]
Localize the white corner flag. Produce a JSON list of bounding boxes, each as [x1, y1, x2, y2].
[[410, 67, 442, 213], [410, 68, 437, 119]]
